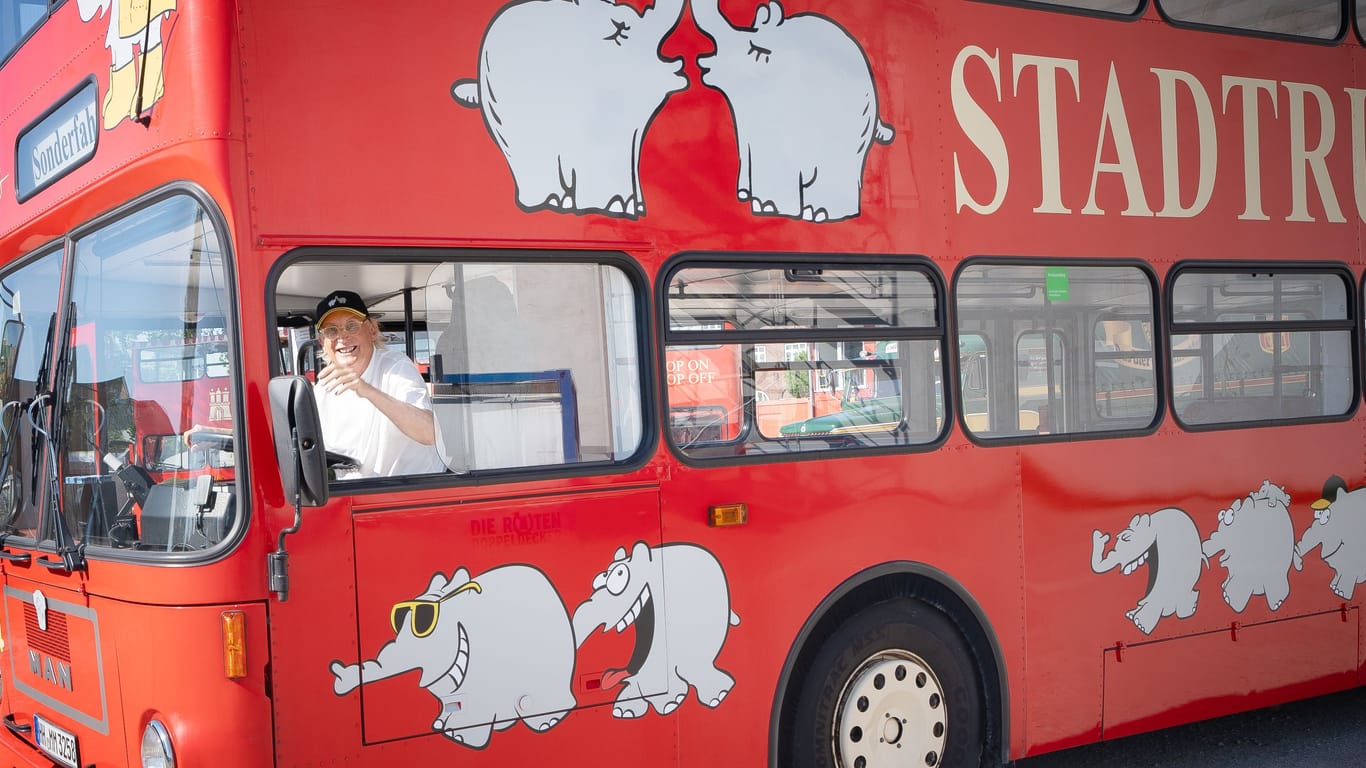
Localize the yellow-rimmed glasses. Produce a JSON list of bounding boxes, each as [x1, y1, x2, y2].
[[390, 580, 482, 637], [317, 319, 367, 340]]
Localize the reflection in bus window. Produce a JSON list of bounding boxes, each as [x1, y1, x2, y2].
[[0, 249, 64, 540], [57, 195, 238, 553], [1158, 0, 1342, 39], [1169, 269, 1354, 427], [0, 209, 241, 554], [0, 0, 49, 64], [956, 262, 1157, 439], [667, 332, 742, 446], [958, 334, 990, 430], [1005, 0, 1141, 15], [1017, 331, 1063, 433], [665, 263, 946, 458], [424, 262, 642, 473], [1094, 316, 1157, 420]]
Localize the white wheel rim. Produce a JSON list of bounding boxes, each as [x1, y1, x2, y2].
[[832, 650, 948, 768]]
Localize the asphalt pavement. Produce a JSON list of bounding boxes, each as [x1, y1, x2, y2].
[[1011, 686, 1366, 768]]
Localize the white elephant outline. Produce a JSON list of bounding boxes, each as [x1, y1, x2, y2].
[[572, 541, 740, 718], [1091, 508, 1205, 634], [1296, 476, 1366, 599], [330, 565, 577, 750], [1201, 480, 1295, 612], [451, 0, 688, 218], [691, 0, 895, 222]]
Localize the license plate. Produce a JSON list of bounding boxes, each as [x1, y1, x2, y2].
[[33, 714, 80, 768]]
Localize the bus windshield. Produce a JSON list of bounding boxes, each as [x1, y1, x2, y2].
[[0, 193, 240, 555]]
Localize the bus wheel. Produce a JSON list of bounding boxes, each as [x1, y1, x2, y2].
[[791, 598, 985, 768]]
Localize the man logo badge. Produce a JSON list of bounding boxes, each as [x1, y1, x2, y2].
[[28, 591, 72, 692], [33, 590, 47, 631]]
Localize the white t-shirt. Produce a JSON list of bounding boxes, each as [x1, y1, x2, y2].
[[315, 347, 446, 479]]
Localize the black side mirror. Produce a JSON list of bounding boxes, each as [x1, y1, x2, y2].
[[268, 375, 328, 506]]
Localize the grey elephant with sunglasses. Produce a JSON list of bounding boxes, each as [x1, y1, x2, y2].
[[329, 565, 577, 749]]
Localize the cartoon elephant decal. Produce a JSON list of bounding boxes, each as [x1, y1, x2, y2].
[[330, 565, 577, 749], [572, 542, 740, 718], [691, 0, 895, 222], [1092, 508, 1205, 634], [451, 0, 688, 218], [1296, 476, 1366, 599], [1202, 480, 1295, 612]]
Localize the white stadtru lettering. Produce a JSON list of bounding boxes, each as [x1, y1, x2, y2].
[[1346, 87, 1366, 223], [1222, 76, 1278, 221], [952, 46, 1009, 214], [1083, 64, 1152, 217], [1013, 54, 1080, 214], [951, 44, 1360, 225], [1284, 81, 1344, 223], [1152, 67, 1216, 218]]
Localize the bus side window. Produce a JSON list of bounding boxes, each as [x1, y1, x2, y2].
[[956, 262, 1157, 440], [1168, 268, 1354, 429], [664, 264, 946, 459]]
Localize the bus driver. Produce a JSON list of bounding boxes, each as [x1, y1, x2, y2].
[[313, 290, 446, 479]]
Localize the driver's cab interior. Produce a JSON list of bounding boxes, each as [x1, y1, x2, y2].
[[272, 254, 645, 480]]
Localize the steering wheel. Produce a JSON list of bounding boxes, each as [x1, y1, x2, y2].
[[189, 428, 356, 470], [186, 429, 234, 452], [326, 450, 358, 469]]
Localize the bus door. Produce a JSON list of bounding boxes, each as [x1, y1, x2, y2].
[[343, 484, 665, 749], [269, 256, 666, 756]]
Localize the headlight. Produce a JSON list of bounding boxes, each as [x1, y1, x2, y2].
[[141, 720, 175, 768]]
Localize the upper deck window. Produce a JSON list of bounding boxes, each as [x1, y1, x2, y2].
[[1158, 0, 1343, 40], [990, 0, 1142, 16], [0, 0, 55, 65]]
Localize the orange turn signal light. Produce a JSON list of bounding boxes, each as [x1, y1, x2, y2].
[[221, 610, 246, 680], [708, 503, 748, 527]]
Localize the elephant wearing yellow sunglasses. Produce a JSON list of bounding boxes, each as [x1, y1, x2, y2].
[[329, 565, 576, 749]]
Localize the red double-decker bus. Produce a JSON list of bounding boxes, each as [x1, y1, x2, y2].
[[0, 0, 1363, 766]]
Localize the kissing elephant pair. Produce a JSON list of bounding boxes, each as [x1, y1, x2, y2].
[[451, 0, 895, 222]]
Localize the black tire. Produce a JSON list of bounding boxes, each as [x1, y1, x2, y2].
[[790, 597, 986, 768]]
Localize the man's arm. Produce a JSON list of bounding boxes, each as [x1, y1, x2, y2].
[[361, 387, 436, 445], [315, 360, 436, 445]]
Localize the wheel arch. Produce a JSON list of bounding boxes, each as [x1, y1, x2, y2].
[[768, 561, 1010, 768]]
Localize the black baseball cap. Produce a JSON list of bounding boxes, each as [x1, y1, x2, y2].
[[315, 290, 370, 327]]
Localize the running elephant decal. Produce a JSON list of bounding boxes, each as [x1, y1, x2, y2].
[[451, 0, 687, 218], [1092, 508, 1205, 634], [1202, 481, 1296, 612], [692, 0, 895, 222], [572, 541, 740, 718], [330, 565, 577, 749], [1296, 476, 1366, 599]]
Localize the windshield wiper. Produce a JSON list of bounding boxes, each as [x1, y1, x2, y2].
[[30, 308, 85, 573]]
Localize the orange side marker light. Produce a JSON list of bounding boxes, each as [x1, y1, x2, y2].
[[222, 611, 246, 679], [708, 503, 748, 527]]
